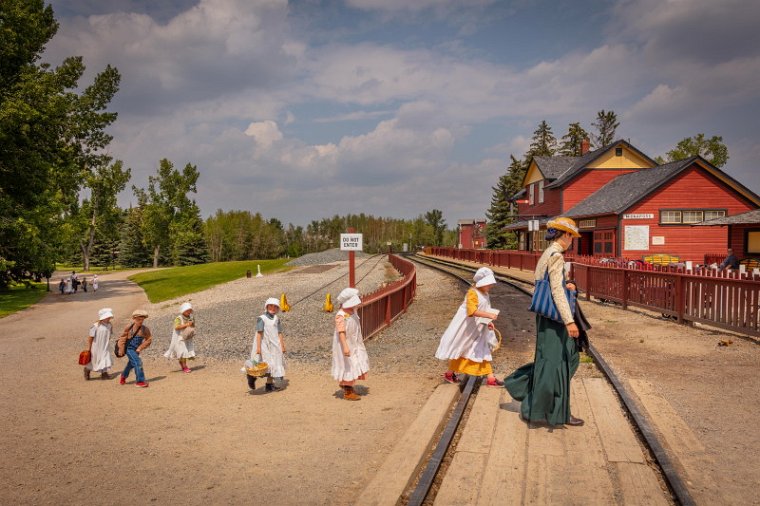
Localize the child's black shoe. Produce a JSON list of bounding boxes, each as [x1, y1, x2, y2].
[[247, 376, 257, 390]]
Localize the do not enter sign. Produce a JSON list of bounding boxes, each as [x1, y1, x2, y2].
[[340, 233, 363, 251]]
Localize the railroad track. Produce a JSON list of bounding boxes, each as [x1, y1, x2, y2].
[[403, 253, 695, 506]]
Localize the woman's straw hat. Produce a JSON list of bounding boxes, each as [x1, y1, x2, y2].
[[547, 216, 581, 238], [131, 309, 149, 318]]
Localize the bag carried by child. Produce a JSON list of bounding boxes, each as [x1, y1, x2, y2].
[[78, 350, 91, 365]]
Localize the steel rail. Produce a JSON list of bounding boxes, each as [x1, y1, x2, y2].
[[407, 375, 478, 506], [409, 253, 696, 506]]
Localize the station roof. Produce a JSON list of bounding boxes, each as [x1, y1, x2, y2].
[[693, 208, 760, 226], [564, 158, 691, 218], [544, 139, 657, 189], [532, 156, 576, 180]]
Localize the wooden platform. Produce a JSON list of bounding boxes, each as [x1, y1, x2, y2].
[[434, 378, 671, 505]]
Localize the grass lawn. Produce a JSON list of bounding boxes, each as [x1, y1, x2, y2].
[[129, 259, 291, 303], [0, 282, 48, 318]]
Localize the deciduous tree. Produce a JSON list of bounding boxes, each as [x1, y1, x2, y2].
[[591, 109, 619, 148]]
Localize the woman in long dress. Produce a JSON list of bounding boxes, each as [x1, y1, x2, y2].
[[504, 217, 584, 427], [163, 302, 196, 373], [435, 267, 502, 386], [84, 308, 114, 380], [332, 288, 369, 401]]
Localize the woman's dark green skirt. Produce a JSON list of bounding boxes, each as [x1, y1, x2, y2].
[[504, 314, 579, 426]]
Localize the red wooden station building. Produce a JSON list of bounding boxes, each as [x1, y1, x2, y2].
[[504, 139, 760, 263]]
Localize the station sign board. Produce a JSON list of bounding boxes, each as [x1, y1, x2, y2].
[[340, 233, 363, 251]]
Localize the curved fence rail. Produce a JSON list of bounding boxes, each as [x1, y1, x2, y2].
[[357, 254, 417, 339]]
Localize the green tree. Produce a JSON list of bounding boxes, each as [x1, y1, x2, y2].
[[528, 120, 557, 157], [134, 159, 207, 267], [486, 168, 513, 249], [118, 205, 151, 268], [74, 159, 131, 270], [664, 134, 729, 168], [424, 209, 446, 246], [591, 109, 619, 148], [0, 0, 121, 286], [559, 122, 590, 156]]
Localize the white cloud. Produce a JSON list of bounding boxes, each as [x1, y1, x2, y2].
[[244, 120, 283, 151]]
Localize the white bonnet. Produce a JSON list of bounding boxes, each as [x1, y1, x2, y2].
[[473, 267, 497, 288], [264, 297, 280, 309], [336, 287, 361, 308], [98, 307, 113, 320], [180, 302, 193, 313]]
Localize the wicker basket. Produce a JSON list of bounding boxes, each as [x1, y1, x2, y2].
[[491, 328, 503, 353], [246, 362, 269, 377]]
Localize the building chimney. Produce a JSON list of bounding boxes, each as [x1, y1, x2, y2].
[[580, 138, 590, 155]]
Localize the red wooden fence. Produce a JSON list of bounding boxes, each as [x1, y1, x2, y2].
[[358, 254, 417, 339]]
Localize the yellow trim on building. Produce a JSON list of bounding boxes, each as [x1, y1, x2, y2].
[[524, 160, 544, 185], [586, 146, 654, 169]]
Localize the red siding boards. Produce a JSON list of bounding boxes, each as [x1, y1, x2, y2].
[[562, 169, 637, 212], [518, 187, 562, 218], [621, 167, 755, 262]]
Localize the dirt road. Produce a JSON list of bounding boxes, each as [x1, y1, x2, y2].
[[0, 269, 452, 505]]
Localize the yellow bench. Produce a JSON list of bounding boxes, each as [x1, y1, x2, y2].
[[740, 258, 760, 270], [643, 254, 681, 266]]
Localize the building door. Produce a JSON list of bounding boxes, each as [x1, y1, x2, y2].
[[593, 230, 616, 257], [578, 231, 593, 256]]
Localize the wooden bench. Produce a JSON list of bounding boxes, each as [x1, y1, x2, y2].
[[643, 254, 681, 266], [740, 258, 760, 270]]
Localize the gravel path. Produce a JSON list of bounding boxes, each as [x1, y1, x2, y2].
[[141, 254, 476, 384]]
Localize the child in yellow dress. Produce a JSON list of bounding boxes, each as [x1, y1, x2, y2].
[[435, 267, 503, 386]]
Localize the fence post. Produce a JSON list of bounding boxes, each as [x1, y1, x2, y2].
[[622, 270, 629, 310], [385, 293, 392, 326], [676, 275, 685, 324]]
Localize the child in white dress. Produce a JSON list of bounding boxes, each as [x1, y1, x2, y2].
[[164, 302, 196, 373], [250, 297, 287, 392], [84, 308, 114, 380], [332, 287, 370, 401], [92, 274, 99, 292], [435, 267, 503, 387]]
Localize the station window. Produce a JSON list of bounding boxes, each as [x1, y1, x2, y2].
[[705, 210, 727, 221], [682, 210, 704, 223], [528, 184, 534, 205], [615, 147, 623, 156], [659, 209, 726, 224], [660, 210, 682, 224], [538, 180, 544, 204]]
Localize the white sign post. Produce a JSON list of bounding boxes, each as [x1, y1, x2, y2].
[[340, 233, 363, 251], [341, 232, 363, 288]]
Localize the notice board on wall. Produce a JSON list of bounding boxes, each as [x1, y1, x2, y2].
[[624, 225, 649, 251]]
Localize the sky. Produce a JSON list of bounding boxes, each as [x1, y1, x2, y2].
[[44, 0, 760, 226]]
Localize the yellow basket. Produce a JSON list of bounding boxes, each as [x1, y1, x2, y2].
[[491, 328, 503, 353], [246, 362, 269, 377]]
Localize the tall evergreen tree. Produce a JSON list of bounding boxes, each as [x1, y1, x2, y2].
[[118, 206, 151, 267], [527, 120, 557, 157], [486, 155, 526, 249], [591, 109, 619, 148], [559, 122, 590, 156]]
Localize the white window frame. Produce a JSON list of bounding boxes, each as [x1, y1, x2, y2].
[[660, 210, 682, 224], [682, 210, 704, 224], [538, 180, 544, 204], [705, 210, 726, 221], [528, 183, 534, 205]]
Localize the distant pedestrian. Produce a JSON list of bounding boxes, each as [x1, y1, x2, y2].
[[84, 308, 115, 380], [71, 271, 79, 293], [82, 277, 88, 292], [249, 298, 287, 392], [505, 217, 584, 427], [164, 302, 196, 373], [435, 267, 503, 387], [719, 248, 740, 271], [332, 288, 369, 401], [92, 274, 99, 292], [64, 278, 73, 294], [117, 309, 152, 388], [59, 279, 65, 295]]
